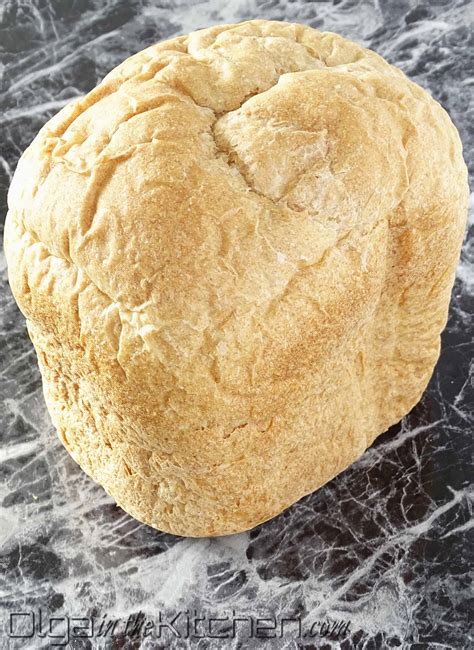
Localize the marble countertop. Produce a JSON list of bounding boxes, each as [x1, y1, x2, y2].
[[0, 1, 472, 648]]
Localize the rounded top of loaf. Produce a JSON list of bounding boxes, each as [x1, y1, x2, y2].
[[5, 20, 467, 435]]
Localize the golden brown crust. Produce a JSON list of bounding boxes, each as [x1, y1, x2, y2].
[[4, 20, 468, 536]]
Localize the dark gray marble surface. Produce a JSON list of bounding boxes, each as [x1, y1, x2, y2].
[[0, 1, 473, 648]]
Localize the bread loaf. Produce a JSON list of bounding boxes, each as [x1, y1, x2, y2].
[[4, 20, 468, 536]]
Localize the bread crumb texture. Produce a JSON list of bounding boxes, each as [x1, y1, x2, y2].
[[4, 20, 468, 536]]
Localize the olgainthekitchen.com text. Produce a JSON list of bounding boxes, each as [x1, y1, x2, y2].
[[7, 608, 352, 645]]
